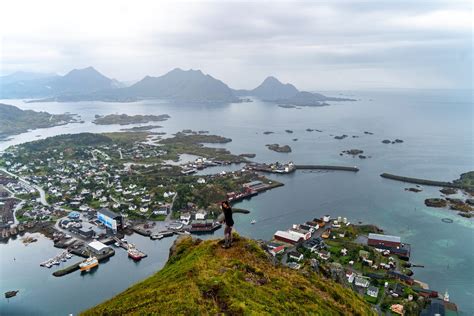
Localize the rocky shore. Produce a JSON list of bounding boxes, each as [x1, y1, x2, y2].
[[266, 144, 292, 153]]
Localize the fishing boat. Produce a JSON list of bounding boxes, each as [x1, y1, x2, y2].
[[79, 256, 99, 272], [251, 220, 256, 224], [127, 244, 144, 261]]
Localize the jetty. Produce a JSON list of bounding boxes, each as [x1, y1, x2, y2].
[[295, 165, 359, 172], [380, 173, 465, 189], [52, 249, 115, 277], [246, 162, 359, 174]]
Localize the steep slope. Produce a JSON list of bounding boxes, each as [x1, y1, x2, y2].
[[123, 68, 238, 102], [82, 235, 375, 315]]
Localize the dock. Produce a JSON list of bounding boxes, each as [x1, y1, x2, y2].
[[380, 173, 465, 189], [52, 249, 115, 277]]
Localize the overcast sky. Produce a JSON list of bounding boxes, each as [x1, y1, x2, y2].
[[0, 0, 472, 90]]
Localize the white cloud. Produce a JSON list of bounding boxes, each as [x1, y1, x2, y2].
[[0, 0, 472, 89]]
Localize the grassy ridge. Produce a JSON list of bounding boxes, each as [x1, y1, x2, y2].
[[82, 236, 375, 315]]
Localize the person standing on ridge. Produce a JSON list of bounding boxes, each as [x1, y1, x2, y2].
[[220, 201, 234, 248]]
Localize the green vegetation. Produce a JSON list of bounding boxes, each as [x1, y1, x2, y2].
[[93, 113, 170, 125], [453, 171, 474, 190], [0, 103, 80, 138], [159, 132, 245, 162], [82, 235, 375, 315]]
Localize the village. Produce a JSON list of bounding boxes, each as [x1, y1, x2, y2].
[[0, 132, 461, 314], [261, 214, 458, 315]]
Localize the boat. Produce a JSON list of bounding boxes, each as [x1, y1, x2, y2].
[[150, 233, 163, 240], [66, 254, 72, 259], [114, 242, 120, 247], [45, 263, 52, 268], [53, 260, 60, 265], [251, 220, 256, 224], [79, 256, 99, 272], [128, 244, 144, 261]]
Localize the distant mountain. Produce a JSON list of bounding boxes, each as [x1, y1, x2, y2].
[[33, 68, 239, 103], [0, 71, 57, 85], [122, 68, 238, 102], [234, 76, 355, 104], [0, 67, 123, 98], [234, 76, 299, 101]]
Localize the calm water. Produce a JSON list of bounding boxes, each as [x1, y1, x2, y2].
[[0, 89, 473, 315]]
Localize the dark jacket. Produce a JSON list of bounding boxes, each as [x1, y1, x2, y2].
[[223, 206, 234, 226]]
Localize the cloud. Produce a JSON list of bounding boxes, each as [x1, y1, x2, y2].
[[0, 0, 472, 90]]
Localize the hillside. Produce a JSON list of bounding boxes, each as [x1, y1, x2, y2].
[[82, 235, 375, 315], [0, 103, 79, 138]]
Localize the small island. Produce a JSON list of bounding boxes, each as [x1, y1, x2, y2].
[[266, 144, 292, 153], [93, 113, 170, 125], [120, 125, 163, 132]]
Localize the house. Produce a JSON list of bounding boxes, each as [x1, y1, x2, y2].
[[367, 286, 379, 298], [288, 251, 304, 262], [317, 250, 331, 261], [288, 228, 311, 241], [354, 276, 370, 288], [390, 304, 404, 315], [180, 213, 191, 225], [346, 271, 355, 283], [274, 230, 302, 244], [269, 245, 285, 256], [287, 262, 301, 270], [195, 210, 207, 220]]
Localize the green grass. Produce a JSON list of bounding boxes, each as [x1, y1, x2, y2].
[[82, 235, 375, 316]]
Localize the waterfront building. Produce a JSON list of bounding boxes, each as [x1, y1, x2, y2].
[[87, 241, 110, 255], [274, 230, 302, 244], [97, 208, 123, 233]]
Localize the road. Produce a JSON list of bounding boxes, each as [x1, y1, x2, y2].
[[0, 168, 49, 206]]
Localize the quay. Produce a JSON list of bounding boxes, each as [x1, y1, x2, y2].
[[380, 173, 465, 189], [52, 249, 115, 277]]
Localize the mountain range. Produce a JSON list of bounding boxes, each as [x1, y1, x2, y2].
[[0, 66, 354, 104]]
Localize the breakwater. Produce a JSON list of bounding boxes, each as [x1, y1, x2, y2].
[[295, 165, 359, 172], [52, 249, 115, 277], [380, 173, 464, 189]]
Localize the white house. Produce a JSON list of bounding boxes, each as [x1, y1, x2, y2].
[[354, 276, 370, 288], [195, 210, 207, 220], [367, 286, 379, 298]]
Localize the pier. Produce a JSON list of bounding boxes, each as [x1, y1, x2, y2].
[[295, 165, 359, 172], [380, 173, 465, 189], [52, 249, 115, 277]]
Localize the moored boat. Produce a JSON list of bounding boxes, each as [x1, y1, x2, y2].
[[79, 256, 99, 272]]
